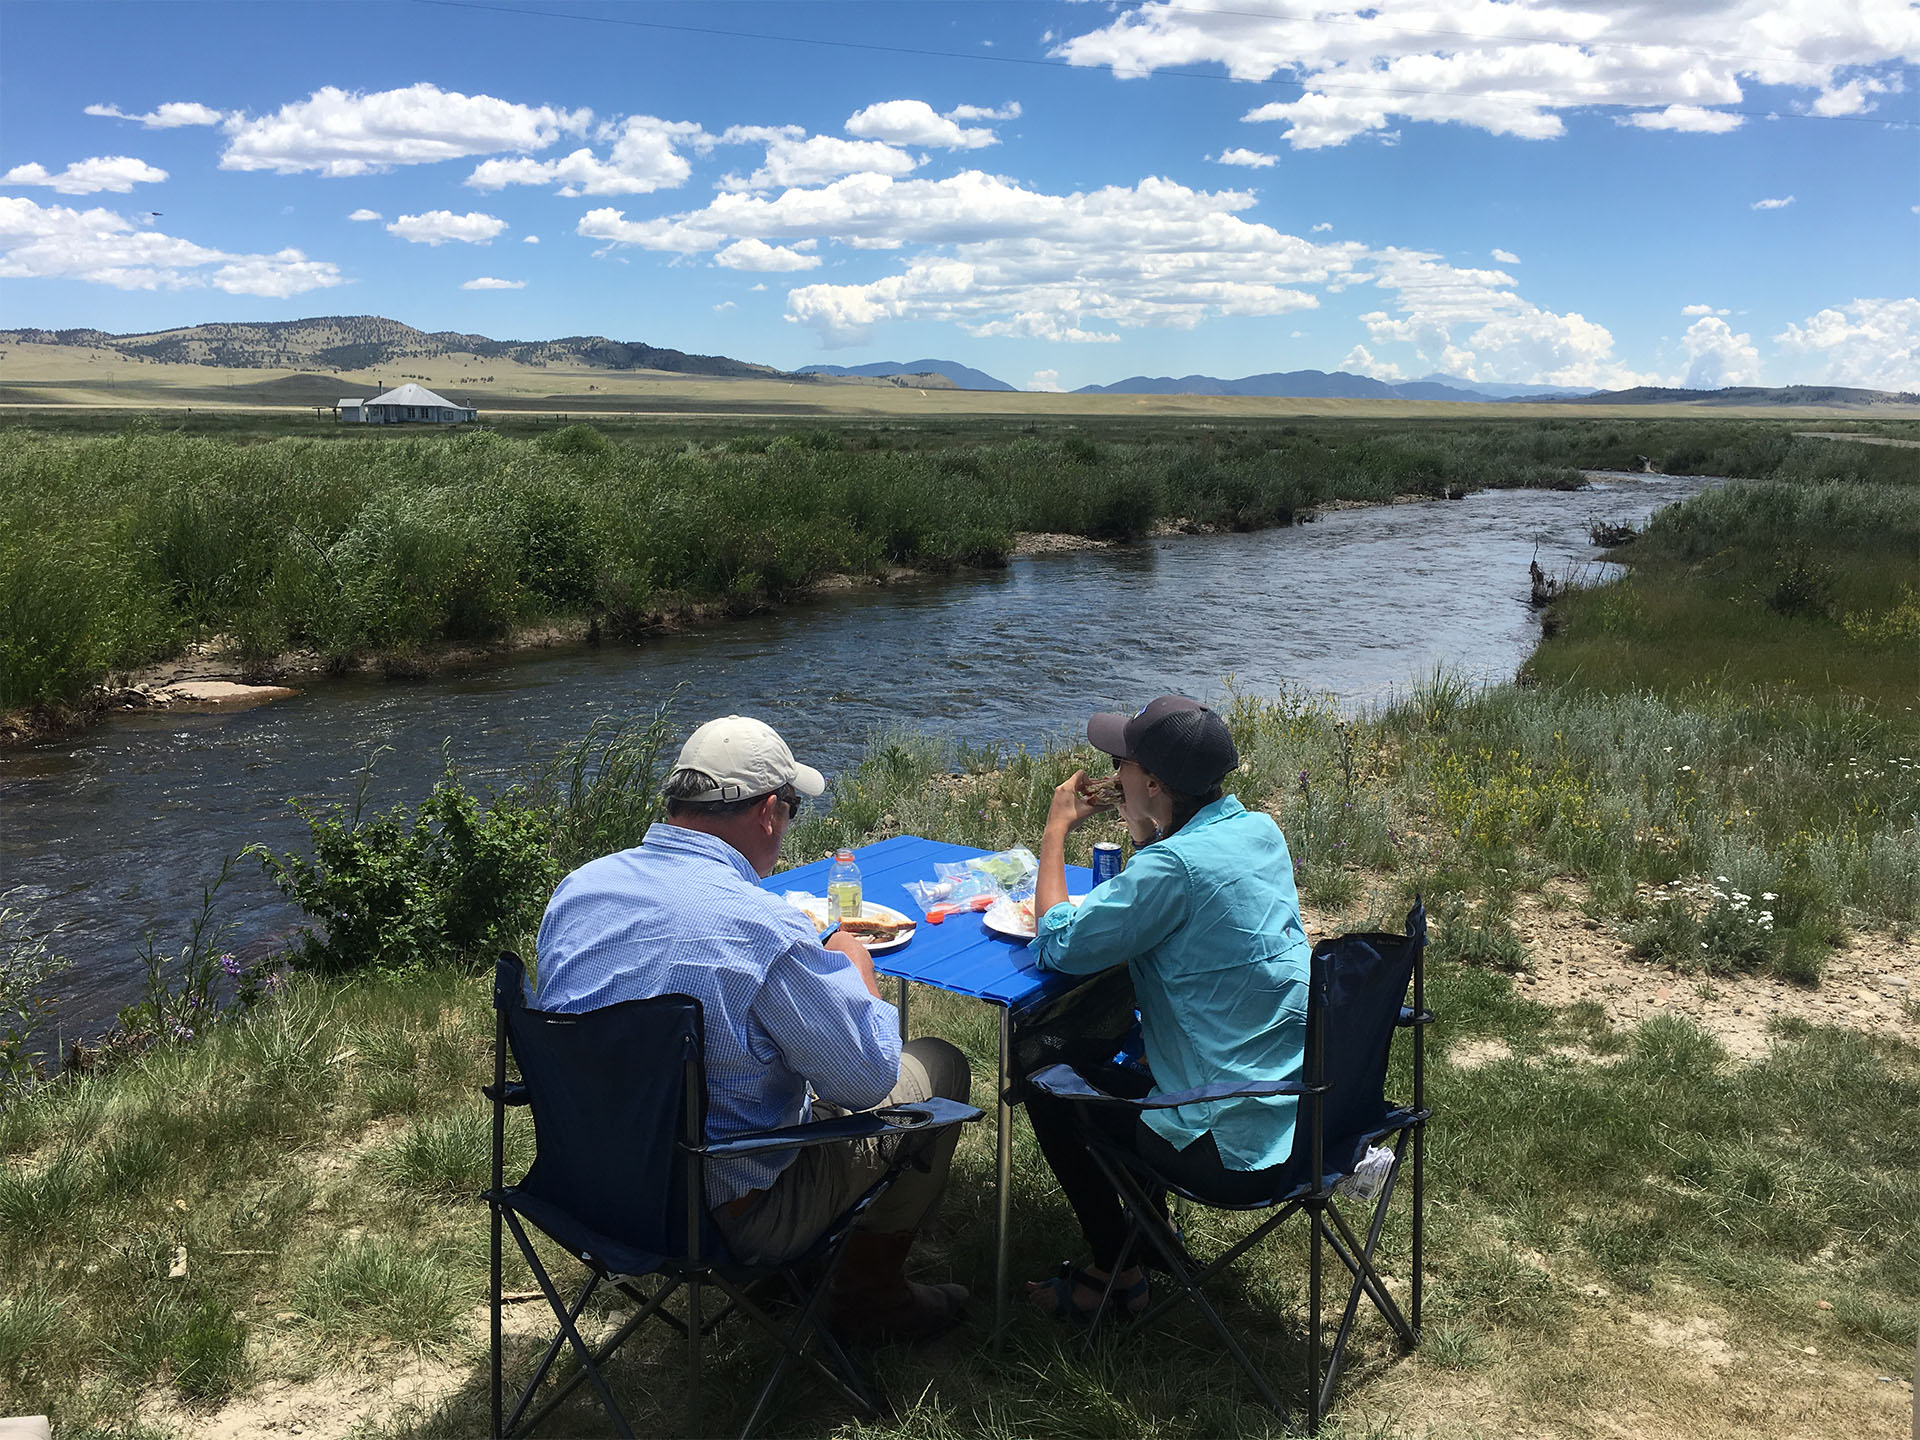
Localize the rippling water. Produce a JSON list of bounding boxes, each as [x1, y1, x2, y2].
[[0, 472, 1712, 1031]]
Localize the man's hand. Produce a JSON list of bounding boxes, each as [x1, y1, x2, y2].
[[825, 928, 882, 999]]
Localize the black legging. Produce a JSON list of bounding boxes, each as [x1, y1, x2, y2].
[[1025, 1064, 1292, 1270]]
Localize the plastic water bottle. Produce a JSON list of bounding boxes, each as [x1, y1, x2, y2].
[[827, 849, 863, 925]]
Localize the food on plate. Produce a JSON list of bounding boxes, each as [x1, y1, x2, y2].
[[1079, 774, 1123, 808], [837, 914, 915, 941]]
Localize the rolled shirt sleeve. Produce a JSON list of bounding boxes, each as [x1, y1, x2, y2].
[[751, 940, 903, 1112]]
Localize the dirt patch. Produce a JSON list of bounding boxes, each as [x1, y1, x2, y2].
[[1505, 881, 1919, 1059], [1295, 877, 1918, 1061], [1342, 1295, 1913, 1440], [141, 1349, 467, 1440]]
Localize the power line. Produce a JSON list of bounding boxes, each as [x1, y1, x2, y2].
[[414, 0, 1918, 130]]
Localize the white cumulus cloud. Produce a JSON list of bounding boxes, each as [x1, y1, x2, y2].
[[1776, 297, 1920, 389], [1311, 222, 1333, 232], [387, 210, 507, 245], [1680, 303, 1730, 317], [948, 102, 1021, 122], [1340, 344, 1405, 380], [221, 83, 589, 176], [1626, 105, 1744, 133], [1, 156, 168, 194], [1752, 195, 1795, 210], [1214, 148, 1277, 168], [466, 116, 707, 195], [714, 237, 821, 271], [1055, 0, 1920, 149], [580, 169, 1357, 346], [523, 234, 540, 244], [348, 208, 382, 222], [1357, 248, 1653, 386], [845, 100, 999, 150], [717, 127, 918, 190], [462, 276, 525, 290], [85, 101, 224, 128], [1027, 368, 1063, 392], [1491, 248, 1520, 264], [0, 195, 343, 296], [1679, 315, 1762, 387]]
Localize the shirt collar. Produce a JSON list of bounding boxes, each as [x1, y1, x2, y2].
[[1183, 794, 1246, 831], [642, 821, 762, 884]]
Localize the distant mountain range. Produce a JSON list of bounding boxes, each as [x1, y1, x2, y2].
[[1070, 369, 1599, 402], [0, 315, 781, 379], [1556, 384, 1920, 406], [7, 319, 1914, 406], [796, 359, 1016, 391]]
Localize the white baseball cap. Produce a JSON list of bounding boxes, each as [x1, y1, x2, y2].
[[670, 715, 826, 803]]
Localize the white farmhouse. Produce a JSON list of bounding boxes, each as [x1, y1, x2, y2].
[[338, 382, 477, 424]]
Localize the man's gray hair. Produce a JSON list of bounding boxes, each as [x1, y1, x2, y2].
[[664, 767, 763, 817]]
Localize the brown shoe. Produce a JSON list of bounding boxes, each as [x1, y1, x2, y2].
[[827, 1230, 969, 1343]]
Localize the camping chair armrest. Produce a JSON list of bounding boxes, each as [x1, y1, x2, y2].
[[1027, 1063, 1325, 1109], [693, 1097, 983, 1158], [1398, 1006, 1435, 1027], [482, 1080, 530, 1106]]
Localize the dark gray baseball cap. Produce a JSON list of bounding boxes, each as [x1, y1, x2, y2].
[[1087, 696, 1237, 796]]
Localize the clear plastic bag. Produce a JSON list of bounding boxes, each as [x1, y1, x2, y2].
[[964, 846, 1038, 892], [1334, 1143, 1396, 1203], [901, 870, 1000, 916]]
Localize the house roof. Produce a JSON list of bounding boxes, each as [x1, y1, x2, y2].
[[337, 398, 365, 407], [364, 382, 468, 409]]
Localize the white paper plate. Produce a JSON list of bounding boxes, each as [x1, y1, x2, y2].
[[790, 897, 918, 955], [982, 893, 1086, 940]]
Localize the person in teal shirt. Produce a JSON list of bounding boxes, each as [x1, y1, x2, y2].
[[1024, 696, 1311, 1320]]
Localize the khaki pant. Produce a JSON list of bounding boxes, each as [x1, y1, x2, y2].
[[713, 1037, 972, 1267]]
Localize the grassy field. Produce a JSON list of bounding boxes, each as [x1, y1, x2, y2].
[[1, 424, 1916, 1436], [0, 672, 1914, 1436]]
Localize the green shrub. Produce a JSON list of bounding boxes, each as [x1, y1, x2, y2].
[[252, 765, 557, 975]]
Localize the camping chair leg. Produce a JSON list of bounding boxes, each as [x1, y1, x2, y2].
[[515, 1276, 689, 1438], [1309, 1199, 1323, 1435], [730, 1269, 878, 1439], [1088, 1150, 1292, 1420], [1324, 1184, 1414, 1344], [1410, 1121, 1425, 1335], [491, 1201, 504, 1440], [688, 1275, 704, 1440], [503, 1211, 635, 1440]]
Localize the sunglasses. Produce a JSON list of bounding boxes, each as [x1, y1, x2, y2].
[[771, 787, 803, 819]]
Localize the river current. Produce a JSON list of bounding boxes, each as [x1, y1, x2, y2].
[[0, 472, 1713, 1033]]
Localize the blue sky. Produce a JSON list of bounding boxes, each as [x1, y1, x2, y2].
[[3, 0, 1916, 392]]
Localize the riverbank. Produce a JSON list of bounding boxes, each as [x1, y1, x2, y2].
[[1, 533, 1113, 747], [7, 415, 1914, 741]]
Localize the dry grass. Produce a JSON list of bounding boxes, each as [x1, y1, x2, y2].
[[8, 339, 1920, 419]]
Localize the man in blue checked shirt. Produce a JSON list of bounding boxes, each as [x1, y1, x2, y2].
[[536, 714, 973, 1342]]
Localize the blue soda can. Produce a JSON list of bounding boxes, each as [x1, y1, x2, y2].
[[1091, 842, 1123, 888]]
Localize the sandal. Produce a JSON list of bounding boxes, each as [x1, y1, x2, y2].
[[1024, 1262, 1149, 1322]]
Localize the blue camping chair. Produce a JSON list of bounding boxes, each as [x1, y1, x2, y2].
[[484, 952, 981, 1439], [1027, 902, 1431, 1432]]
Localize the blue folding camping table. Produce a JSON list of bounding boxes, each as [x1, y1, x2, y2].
[[771, 834, 1096, 1340]]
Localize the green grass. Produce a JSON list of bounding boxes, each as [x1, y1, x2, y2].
[[3, 445, 1917, 1432], [8, 413, 1912, 712]]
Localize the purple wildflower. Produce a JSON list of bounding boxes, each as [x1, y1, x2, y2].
[[220, 953, 244, 980]]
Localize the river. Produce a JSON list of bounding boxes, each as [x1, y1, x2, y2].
[[0, 471, 1713, 1033]]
